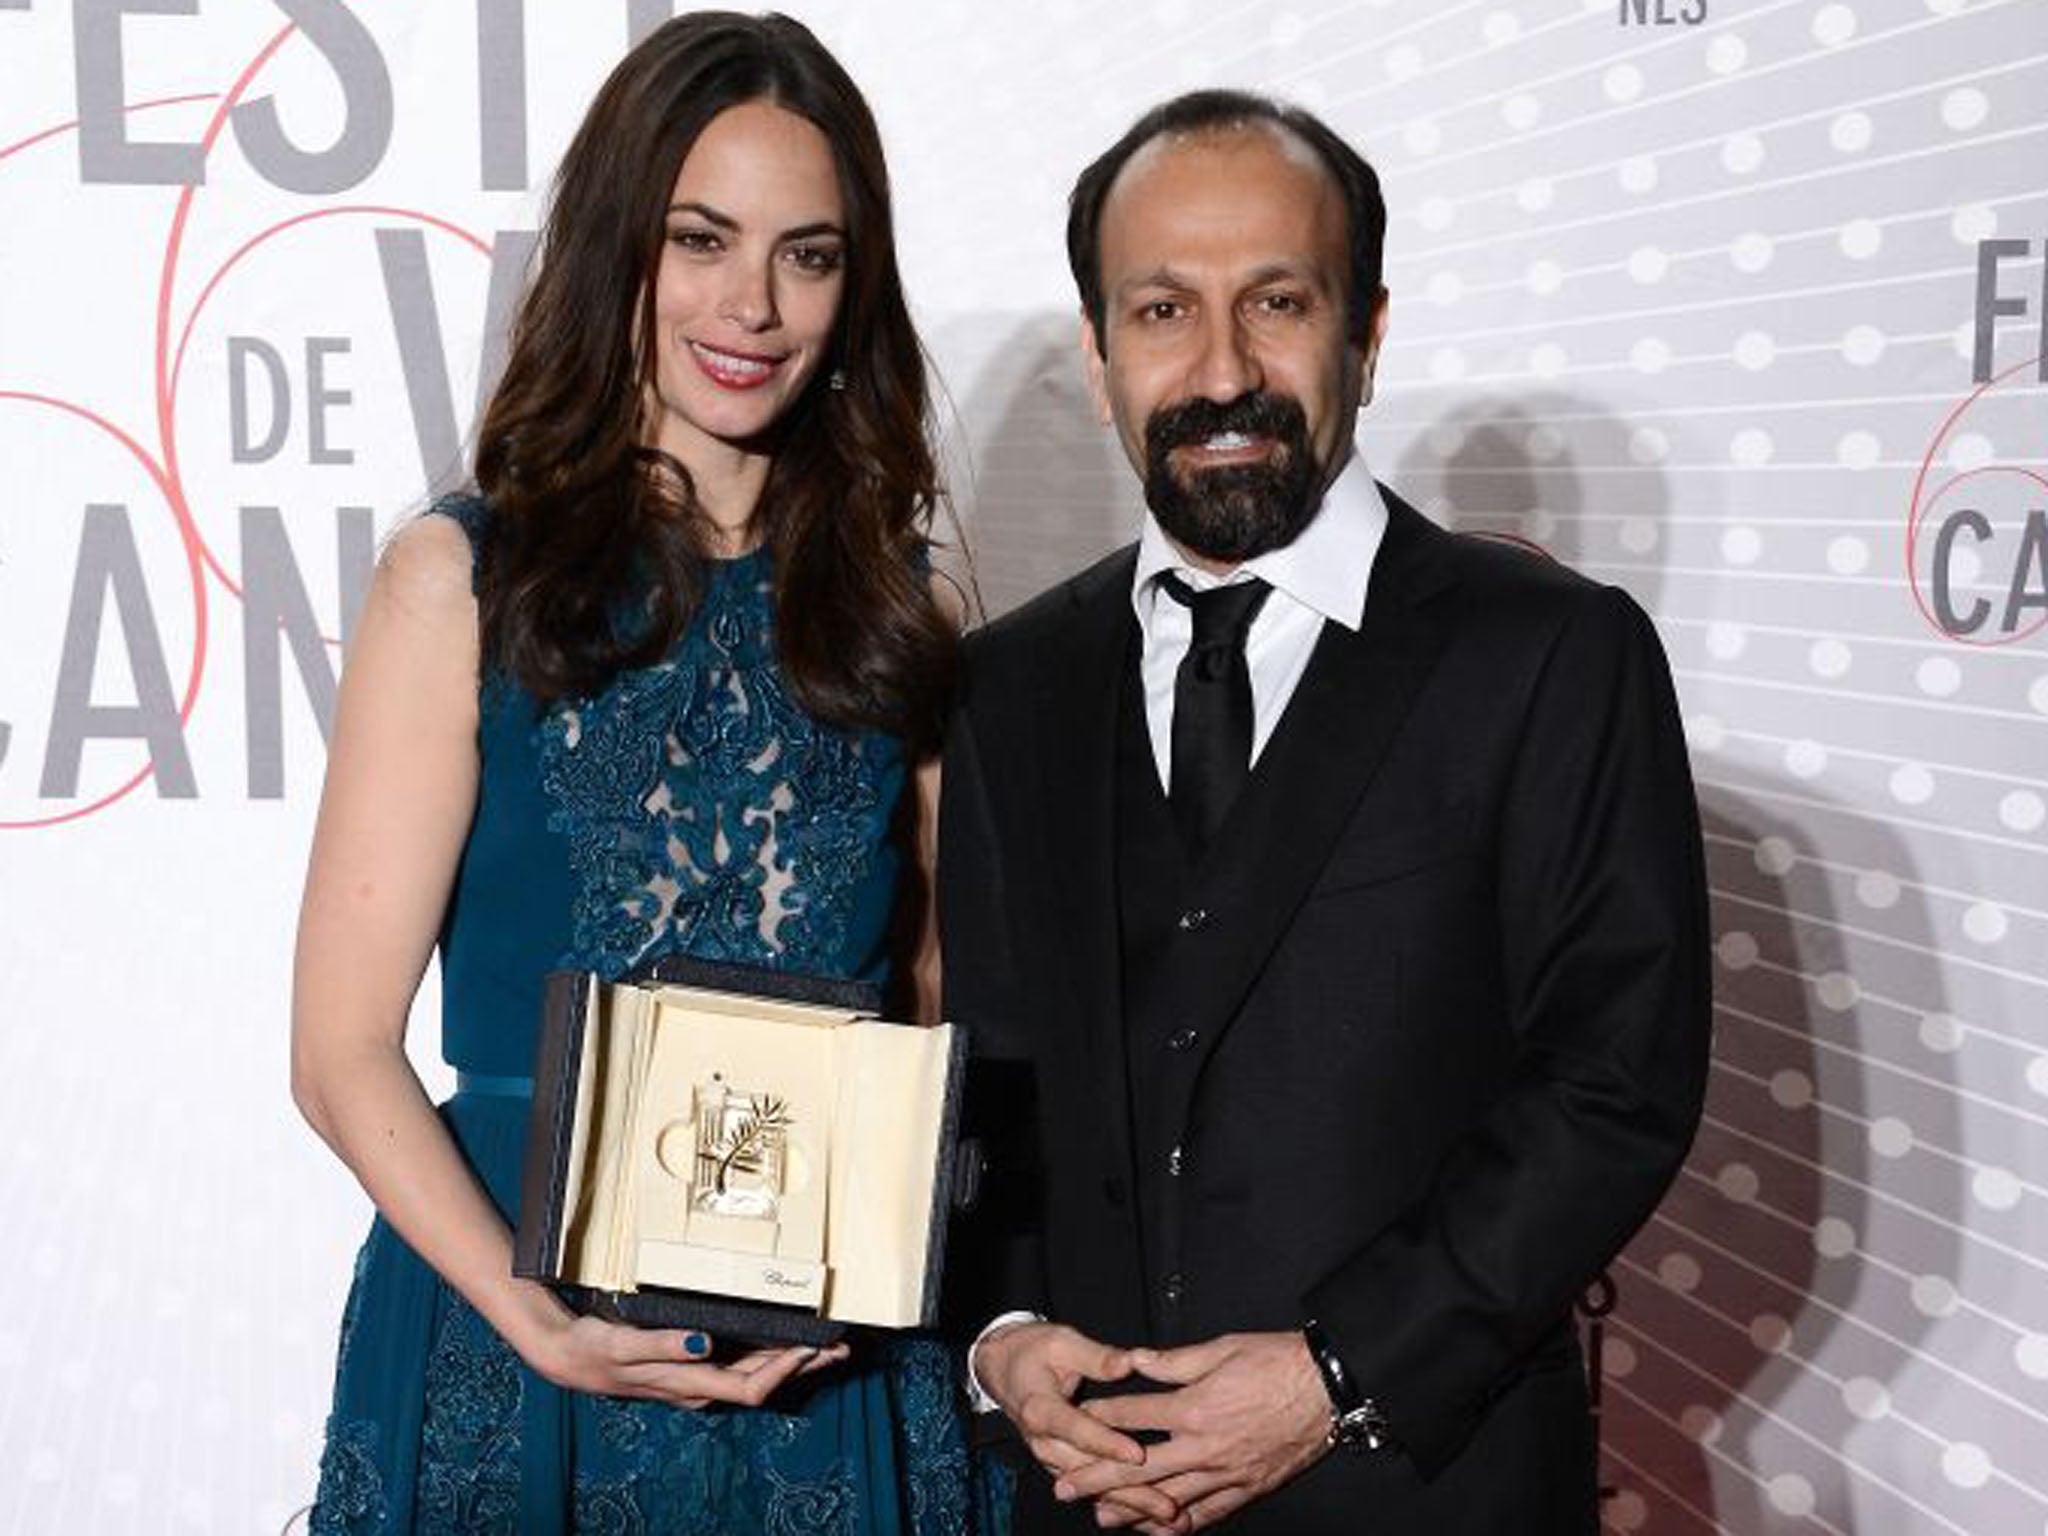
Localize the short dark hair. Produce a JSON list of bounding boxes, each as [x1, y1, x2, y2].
[[1066, 89, 1387, 352]]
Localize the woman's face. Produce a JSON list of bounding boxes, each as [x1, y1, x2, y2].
[[646, 99, 847, 460]]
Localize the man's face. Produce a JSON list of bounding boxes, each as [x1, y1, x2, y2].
[[1083, 124, 1388, 566]]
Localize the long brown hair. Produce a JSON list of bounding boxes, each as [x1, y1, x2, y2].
[[473, 12, 954, 751]]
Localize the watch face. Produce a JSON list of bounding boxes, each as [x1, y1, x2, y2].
[[1331, 1404, 1390, 1453]]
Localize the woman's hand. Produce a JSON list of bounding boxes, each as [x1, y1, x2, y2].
[[526, 1303, 850, 1409]]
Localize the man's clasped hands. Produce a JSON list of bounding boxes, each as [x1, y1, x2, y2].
[[975, 1321, 1336, 1534]]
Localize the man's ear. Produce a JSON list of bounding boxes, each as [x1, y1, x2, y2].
[[1354, 285, 1391, 409], [1080, 311, 1114, 427]]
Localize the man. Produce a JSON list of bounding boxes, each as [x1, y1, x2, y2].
[[939, 91, 1710, 1534]]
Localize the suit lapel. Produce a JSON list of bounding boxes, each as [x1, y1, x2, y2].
[[1153, 496, 1462, 1108], [1028, 548, 1141, 1179]]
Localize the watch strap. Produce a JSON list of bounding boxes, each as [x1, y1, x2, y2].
[[1302, 1317, 1362, 1412], [1302, 1318, 1393, 1453]]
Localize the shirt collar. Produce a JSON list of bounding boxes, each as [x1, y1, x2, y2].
[[1131, 445, 1388, 633]]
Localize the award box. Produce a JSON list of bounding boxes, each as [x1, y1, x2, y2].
[[512, 956, 970, 1347]]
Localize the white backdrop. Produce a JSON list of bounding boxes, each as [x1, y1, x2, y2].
[[2, 2, 2045, 1532]]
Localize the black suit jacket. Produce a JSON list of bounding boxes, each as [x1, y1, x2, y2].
[[940, 492, 1712, 1534]]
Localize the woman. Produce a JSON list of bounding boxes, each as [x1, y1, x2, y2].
[[292, 14, 1002, 1532]]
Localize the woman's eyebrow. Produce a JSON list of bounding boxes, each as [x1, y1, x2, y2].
[[667, 199, 737, 229]]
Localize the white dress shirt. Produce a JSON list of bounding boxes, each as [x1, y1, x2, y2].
[[1130, 447, 1389, 790], [965, 446, 1390, 1411]]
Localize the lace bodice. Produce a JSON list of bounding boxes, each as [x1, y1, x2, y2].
[[433, 498, 906, 1073], [532, 548, 901, 977]]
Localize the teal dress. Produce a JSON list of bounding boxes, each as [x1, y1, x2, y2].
[[310, 497, 1009, 1535]]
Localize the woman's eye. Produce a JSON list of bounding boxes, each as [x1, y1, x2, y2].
[[787, 244, 845, 275], [667, 228, 720, 253]]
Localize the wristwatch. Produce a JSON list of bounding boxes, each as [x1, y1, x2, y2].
[[1301, 1318, 1394, 1453]]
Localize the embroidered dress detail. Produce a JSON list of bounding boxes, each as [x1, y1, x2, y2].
[[536, 552, 892, 978], [313, 1417, 391, 1533]]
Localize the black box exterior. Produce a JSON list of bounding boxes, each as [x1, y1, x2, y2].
[[511, 958, 963, 1349]]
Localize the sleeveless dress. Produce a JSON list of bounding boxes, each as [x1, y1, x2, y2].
[[309, 496, 1009, 1535]]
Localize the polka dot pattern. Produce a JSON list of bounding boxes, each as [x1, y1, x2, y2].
[[1604, 64, 1644, 104], [1814, 1217, 1858, 1258], [1768, 1473, 1816, 1517], [1840, 221, 1883, 261], [1831, 110, 1874, 152], [1731, 232, 1774, 272], [1941, 1443, 1992, 1490], [1842, 323, 1885, 363], [1943, 88, 1989, 131], [1814, 5, 1858, 45], [1707, 35, 1747, 75], [1721, 132, 1765, 175], [1919, 1013, 1964, 1052], [2017, 1334, 2048, 1381], [1870, 1117, 1915, 1158], [1912, 1274, 1960, 1318], [1660, 1252, 1702, 1292], [1680, 1405, 1724, 1444], [1844, 1377, 1891, 1420], [1770, 1068, 1815, 1108], [1706, 621, 1747, 660], [1972, 1166, 2022, 1211], [1750, 1314, 1794, 1353]]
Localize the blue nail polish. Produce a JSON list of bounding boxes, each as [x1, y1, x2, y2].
[[684, 1332, 710, 1357]]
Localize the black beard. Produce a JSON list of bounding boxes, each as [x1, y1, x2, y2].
[[1142, 391, 1320, 563]]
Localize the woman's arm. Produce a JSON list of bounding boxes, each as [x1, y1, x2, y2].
[[903, 565, 971, 1027], [905, 755, 944, 1025], [290, 514, 830, 1406]]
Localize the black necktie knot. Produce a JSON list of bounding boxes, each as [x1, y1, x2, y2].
[[1159, 572, 1271, 650]]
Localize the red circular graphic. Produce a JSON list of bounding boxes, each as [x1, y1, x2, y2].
[[0, 392, 198, 830], [1906, 351, 2048, 649], [0, 26, 299, 828], [168, 204, 491, 606], [3, 21, 493, 827], [0, 93, 219, 165]]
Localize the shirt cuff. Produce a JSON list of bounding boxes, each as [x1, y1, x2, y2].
[[964, 1310, 1046, 1413]]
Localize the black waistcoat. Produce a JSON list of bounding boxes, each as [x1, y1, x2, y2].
[[1114, 649, 1213, 1345]]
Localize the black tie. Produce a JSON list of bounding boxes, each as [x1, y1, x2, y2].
[[1160, 572, 1271, 855]]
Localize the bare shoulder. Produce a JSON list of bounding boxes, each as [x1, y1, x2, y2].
[[336, 511, 482, 734], [372, 510, 479, 630], [929, 564, 972, 633]]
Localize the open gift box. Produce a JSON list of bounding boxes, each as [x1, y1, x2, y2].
[[512, 956, 971, 1347]]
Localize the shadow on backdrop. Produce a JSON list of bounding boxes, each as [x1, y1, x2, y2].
[[1650, 786, 1953, 1531], [933, 311, 1130, 624], [1396, 392, 1957, 1529]]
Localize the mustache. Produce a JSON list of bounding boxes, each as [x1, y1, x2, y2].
[[1144, 391, 1308, 458]]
